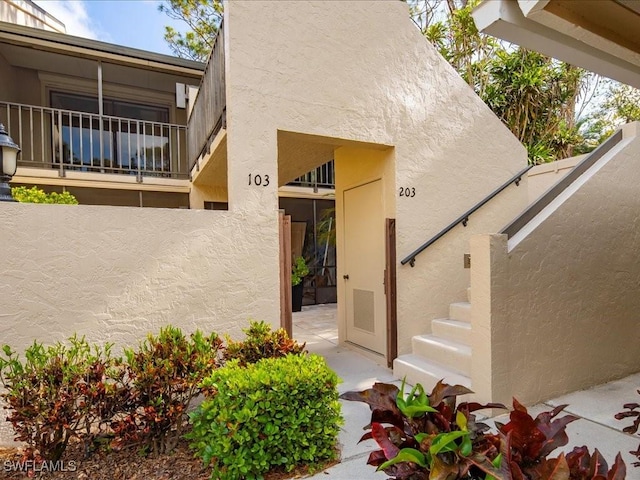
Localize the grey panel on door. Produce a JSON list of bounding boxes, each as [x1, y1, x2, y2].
[[353, 289, 375, 332]]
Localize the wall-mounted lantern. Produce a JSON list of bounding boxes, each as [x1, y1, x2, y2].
[[0, 124, 20, 202]]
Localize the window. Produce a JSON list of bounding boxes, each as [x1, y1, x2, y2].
[[50, 92, 171, 174]]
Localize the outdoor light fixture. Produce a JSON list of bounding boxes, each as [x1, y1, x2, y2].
[[0, 124, 20, 202]]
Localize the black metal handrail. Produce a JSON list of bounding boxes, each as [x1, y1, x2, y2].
[[501, 129, 623, 239], [401, 165, 533, 267]]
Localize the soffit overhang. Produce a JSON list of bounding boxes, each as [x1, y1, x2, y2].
[[472, 0, 640, 89], [0, 21, 204, 78]]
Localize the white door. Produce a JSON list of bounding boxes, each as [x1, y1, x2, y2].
[[344, 179, 386, 355]]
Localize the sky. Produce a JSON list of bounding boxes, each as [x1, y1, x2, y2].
[[33, 0, 186, 56]]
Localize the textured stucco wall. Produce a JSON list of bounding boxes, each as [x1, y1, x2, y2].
[[225, 0, 529, 356], [0, 202, 280, 356], [471, 123, 640, 406], [527, 155, 582, 203]]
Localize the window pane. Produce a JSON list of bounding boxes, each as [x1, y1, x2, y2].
[[50, 91, 170, 173], [111, 100, 169, 123], [51, 92, 99, 114]]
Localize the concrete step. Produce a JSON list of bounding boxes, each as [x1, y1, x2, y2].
[[412, 334, 471, 375], [431, 318, 471, 345], [393, 354, 472, 396], [449, 301, 471, 323]]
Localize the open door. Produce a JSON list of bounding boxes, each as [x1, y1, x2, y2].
[[343, 179, 386, 355]]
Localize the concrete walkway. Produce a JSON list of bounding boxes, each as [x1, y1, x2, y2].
[[294, 304, 640, 479]]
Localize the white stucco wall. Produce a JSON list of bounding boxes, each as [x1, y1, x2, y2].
[[527, 155, 582, 203], [471, 123, 640, 406], [224, 0, 528, 356], [0, 202, 279, 355]]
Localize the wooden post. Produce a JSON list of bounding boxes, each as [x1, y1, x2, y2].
[[385, 218, 398, 368], [279, 212, 293, 336]]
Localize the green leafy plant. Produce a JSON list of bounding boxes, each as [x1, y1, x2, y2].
[[188, 354, 342, 480], [112, 326, 222, 454], [0, 336, 121, 462], [291, 256, 309, 286], [223, 320, 305, 367], [11, 186, 78, 204], [342, 379, 625, 479]]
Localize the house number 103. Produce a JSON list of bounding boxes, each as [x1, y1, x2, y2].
[[248, 174, 270, 187]]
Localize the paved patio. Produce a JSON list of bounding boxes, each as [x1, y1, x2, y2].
[[294, 304, 640, 479]]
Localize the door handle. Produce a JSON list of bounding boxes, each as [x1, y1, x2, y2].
[[343, 274, 349, 280]]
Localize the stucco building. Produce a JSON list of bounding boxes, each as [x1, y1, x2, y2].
[[1, 1, 639, 450]]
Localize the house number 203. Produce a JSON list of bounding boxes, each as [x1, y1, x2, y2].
[[399, 187, 416, 197], [248, 174, 270, 187]]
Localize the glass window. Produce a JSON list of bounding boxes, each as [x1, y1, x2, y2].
[[50, 91, 170, 174]]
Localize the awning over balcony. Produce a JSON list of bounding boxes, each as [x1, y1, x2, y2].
[[0, 20, 204, 77], [472, 0, 640, 89], [0, 21, 205, 181]]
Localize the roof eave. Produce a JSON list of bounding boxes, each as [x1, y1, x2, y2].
[[472, 0, 640, 89], [0, 21, 205, 77]]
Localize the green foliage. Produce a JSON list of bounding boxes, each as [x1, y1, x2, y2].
[[395, 377, 437, 418], [316, 207, 336, 249], [342, 380, 626, 479], [584, 82, 640, 151], [188, 354, 342, 480], [0, 336, 121, 461], [113, 326, 223, 454], [412, 1, 593, 164], [291, 256, 309, 286], [11, 186, 78, 204], [602, 83, 640, 124], [159, 0, 223, 61], [482, 48, 586, 164], [0, 326, 222, 464], [223, 320, 306, 367]]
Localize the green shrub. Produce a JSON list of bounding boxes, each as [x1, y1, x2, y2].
[[343, 380, 627, 479], [291, 256, 309, 286], [0, 326, 222, 464], [11, 186, 78, 204], [188, 354, 342, 480], [113, 326, 223, 454], [223, 320, 306, 366], [0, 336, 122, 461]]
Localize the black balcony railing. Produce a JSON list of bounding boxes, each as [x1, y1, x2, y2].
[[1, 101, 188, 179], [288, 161, 335, 190]]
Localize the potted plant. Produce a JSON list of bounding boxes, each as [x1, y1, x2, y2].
[[291, 256, 309, 312]]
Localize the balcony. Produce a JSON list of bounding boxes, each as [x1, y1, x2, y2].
[[287, 161, 335, 190], [1, 101, 189, 180]]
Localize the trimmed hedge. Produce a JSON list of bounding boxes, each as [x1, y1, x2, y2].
[[188, 354, 342, 480]]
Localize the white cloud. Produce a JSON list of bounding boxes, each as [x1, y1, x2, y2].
[[33, 1, 111, 42]]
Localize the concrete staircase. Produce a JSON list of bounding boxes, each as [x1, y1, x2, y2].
[[394, 292, 472, 391]]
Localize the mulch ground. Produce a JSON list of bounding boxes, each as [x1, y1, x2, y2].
[[0, 441, 338, 479]]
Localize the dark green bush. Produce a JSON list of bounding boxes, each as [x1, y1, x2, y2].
[[223, 320, 306, 366], [188, 354, 342, 480]]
